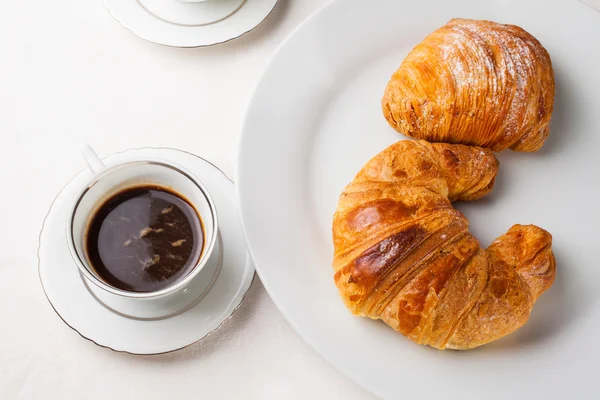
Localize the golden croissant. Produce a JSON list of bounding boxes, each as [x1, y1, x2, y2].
[[332, 140, 555, 349], [382, 19, 555, 152]]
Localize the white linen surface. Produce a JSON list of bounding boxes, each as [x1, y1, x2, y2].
[[0, 0, 373, 399]]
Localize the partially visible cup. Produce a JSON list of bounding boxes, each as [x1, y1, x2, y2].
[[66, 158, 219, 320]]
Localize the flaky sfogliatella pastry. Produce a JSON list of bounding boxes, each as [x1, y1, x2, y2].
[[332, 140, 555, 349], [382, 19, 555, 152]]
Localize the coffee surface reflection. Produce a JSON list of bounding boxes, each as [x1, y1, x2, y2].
[[85, 185, 204, 293]]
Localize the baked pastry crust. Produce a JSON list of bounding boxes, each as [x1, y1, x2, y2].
[[382, 19, 555, 152], [332, 140, 555, 349]]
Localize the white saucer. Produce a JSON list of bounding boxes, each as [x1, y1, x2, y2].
[[38, 147, 255, 355], [103, 0, 279, 47]]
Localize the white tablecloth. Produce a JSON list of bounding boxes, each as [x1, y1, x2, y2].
[[0, 0, 374, 398]]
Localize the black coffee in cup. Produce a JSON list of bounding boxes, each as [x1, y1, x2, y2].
[[85, 185, 204, 293]]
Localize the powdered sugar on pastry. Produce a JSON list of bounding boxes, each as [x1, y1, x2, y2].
[[382, 18, 555, 152]]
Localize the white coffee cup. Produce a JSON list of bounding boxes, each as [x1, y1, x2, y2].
[[66, 157, 220, 320]]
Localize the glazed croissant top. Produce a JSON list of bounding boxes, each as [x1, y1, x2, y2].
[[332, 140, 555, 349], [382, 19, 555, 152]]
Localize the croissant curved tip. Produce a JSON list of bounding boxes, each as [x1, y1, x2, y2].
[[489, 224, 555, 300]]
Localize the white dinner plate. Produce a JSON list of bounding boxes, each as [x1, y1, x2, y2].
[[103, 0, 278, 47], [237, 0, 600, 398], [39, 148, 254, 355]]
